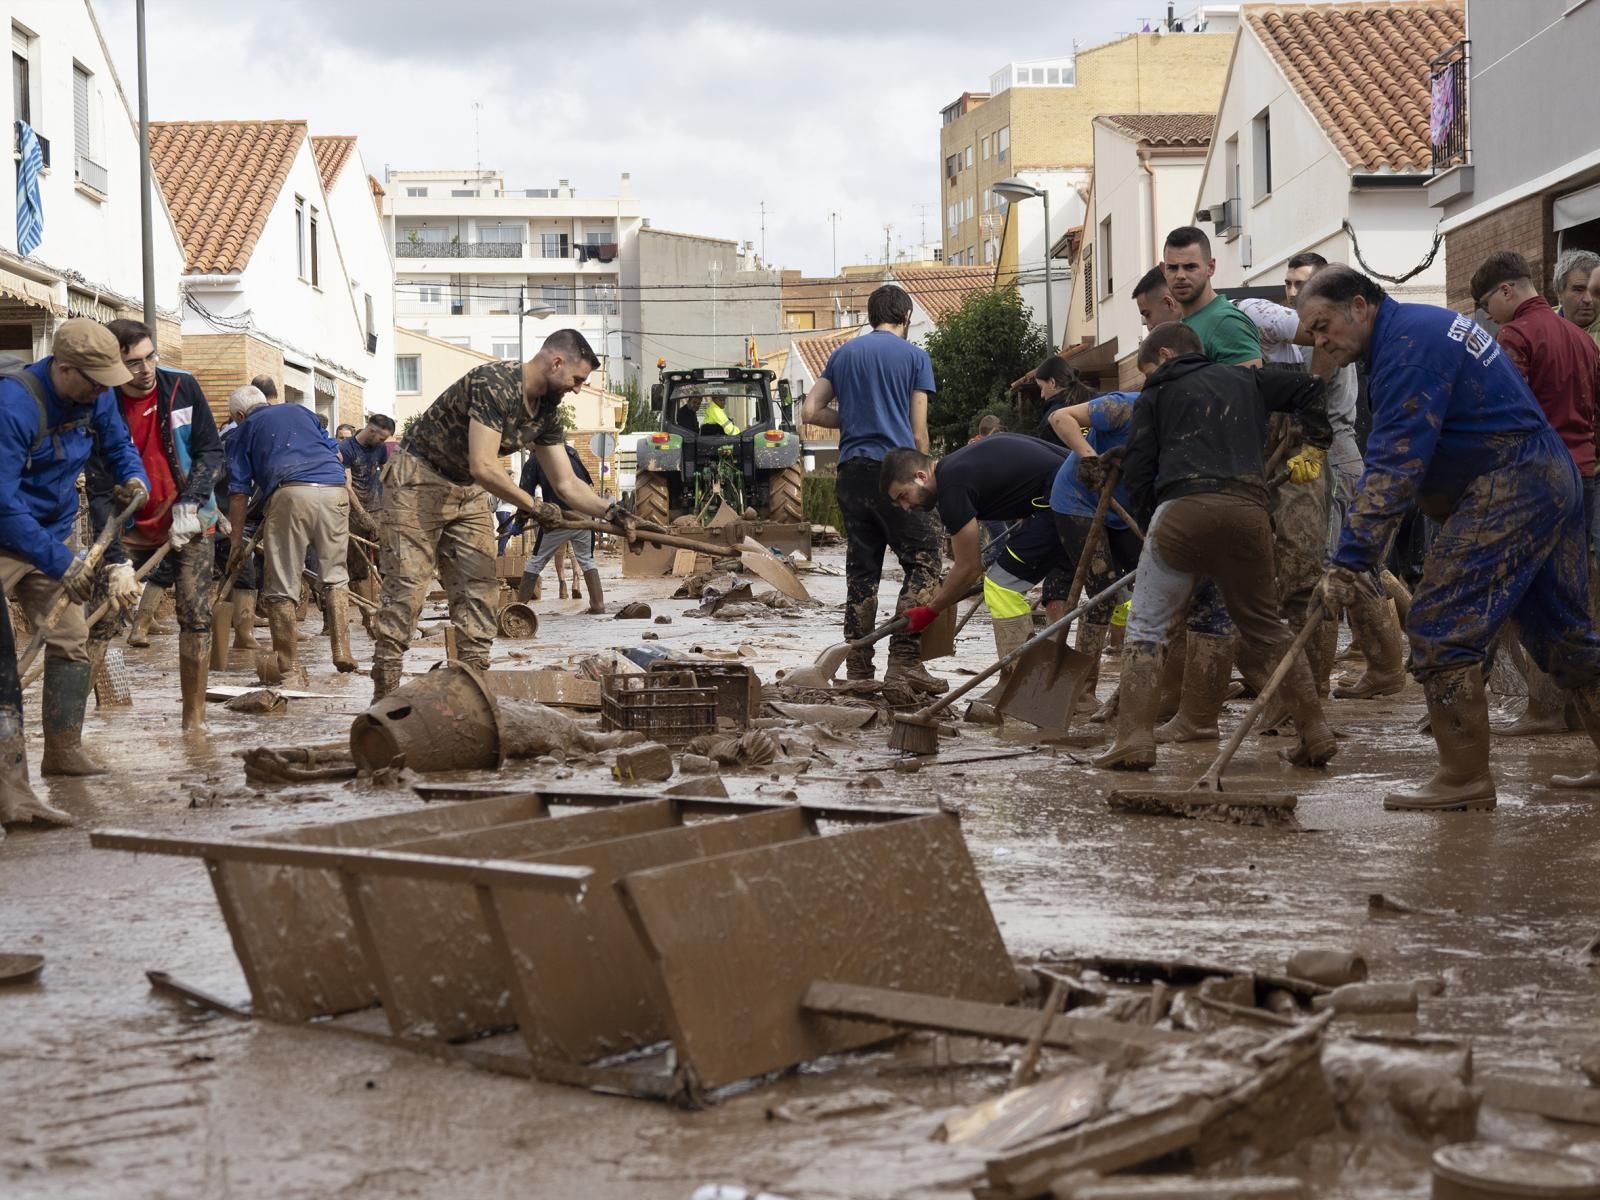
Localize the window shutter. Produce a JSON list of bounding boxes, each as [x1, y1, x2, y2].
[[72, 65, 90, 155]]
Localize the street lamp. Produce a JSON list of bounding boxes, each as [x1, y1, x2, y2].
[[992, 177, 1053, 349], [516, 289, 556, 362]]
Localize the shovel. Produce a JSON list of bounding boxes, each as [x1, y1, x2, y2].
[[210, 527, 265, 670], [787, 583, 983, 689], [1107, 596, 1328, 820], [888, 570, 1137, 754], [554, 516, 811, 601], [992, 464, 1121, 733], [16, 492, 145, 677]]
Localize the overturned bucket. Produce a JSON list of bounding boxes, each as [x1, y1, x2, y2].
[[350, 664, 504, 773], [496, 602, 538, 639]]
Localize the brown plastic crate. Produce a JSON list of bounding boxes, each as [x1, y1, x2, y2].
[[649, 660, 759, 728], [600, 670, 717, 747]]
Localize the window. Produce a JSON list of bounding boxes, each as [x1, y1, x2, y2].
[[405, 186, 427, 197], [492, 340, 521, 359], [364, 293, 375, 352], [1047, 67, 1060, 84], [73, 65, 91, 157], [477, 223, 525, 244], [947, 203, 957, 232], [450, 188, 480, 197], [981, 135, 990, 160], [585, 285, 618, 315], [417, 283, 442, 305], [997, 126, 1010, 163], [295, 197, 307, 280], [965, 196, 975, 221], [540, 284, 575, 315], [395, 355, 420, 393], [1031, 68, 1045, 84], [539, 233, 570, 258], [1251, 108, 1272, 202], [982, 192, 989, 213], [965, 145, 974, 168], [946, 153, 959, 180], [309, 206, 320, 286], [12, 36, 29, 127], [1082, 247, 1094, 317], [984, 241, 995, 264], [1099, 215, 1114, 298]]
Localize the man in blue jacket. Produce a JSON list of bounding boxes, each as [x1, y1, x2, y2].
[[1304, 266, 1600, 811], [0, 319, 149, 776], [87, 319, 222, 731]]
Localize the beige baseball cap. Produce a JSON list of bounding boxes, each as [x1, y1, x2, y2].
[[53, 318, 132, 388]]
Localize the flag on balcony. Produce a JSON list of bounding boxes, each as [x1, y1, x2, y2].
[[1429, 63, 1457, 148], [15, 121, 44, 257]]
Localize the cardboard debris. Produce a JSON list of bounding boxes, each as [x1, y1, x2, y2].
[[768, 702, 880, 730], [939, 1064, 1108, 1151], [482, 668, 602, 711], [224, 688, 287, 714], [207, 684, 332, 701], [1482, 1074, 1600, 1125]]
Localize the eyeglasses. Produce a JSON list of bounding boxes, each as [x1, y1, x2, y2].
[[122, 351, 159, 370]]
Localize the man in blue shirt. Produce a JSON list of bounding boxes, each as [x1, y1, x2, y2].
[[225, 386, 352, 685], [1305, 266, 1600, 811], [0, 319, 148, 779], [337, 413, 394, 625], [800, 285, 946, 693]]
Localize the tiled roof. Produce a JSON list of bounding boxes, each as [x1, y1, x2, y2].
[[792, 325, 864, 380], [311, 135, 357, 190], [150, 120, 306, 274], [894, 265, 995, 323], [1245, 1, 1465, 173], [368, 173, 386, 217], [1098, 113, 1215, 147]]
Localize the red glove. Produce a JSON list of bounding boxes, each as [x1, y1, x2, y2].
[[905, 606, 940, 633]]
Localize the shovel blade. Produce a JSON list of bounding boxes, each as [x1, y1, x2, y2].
[[738, 537, 811, 601], [992, 632, 1095, 733], [917, 604, 957, 662]]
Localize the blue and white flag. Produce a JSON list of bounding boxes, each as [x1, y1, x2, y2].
[[15, 121, 44, 257]]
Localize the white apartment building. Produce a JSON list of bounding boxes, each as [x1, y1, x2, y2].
[[385, 169, 642, 381]]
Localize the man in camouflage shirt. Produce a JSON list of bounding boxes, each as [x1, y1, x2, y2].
[[374, 328, 631, 697]]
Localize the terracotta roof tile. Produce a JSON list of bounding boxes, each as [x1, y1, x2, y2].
[[1098, 113, 1215, 147], [792, 325, 864, 380], [150, 120, 307, 274], [1245, 1, 1465, 173], [311, 135, 357, 191], [893, 265, 995, 323]]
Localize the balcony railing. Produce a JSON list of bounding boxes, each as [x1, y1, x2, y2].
[[1429, 39, 1470, 171], [13, 121, 50, 169], [74, 153, 108, 195], [395, 240, 523, 259]]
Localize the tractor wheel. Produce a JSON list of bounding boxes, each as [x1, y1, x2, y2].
[[764, 464, 804, 525], [635, 471, 672, 528]]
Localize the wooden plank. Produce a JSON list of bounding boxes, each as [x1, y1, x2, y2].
[[1482, 1074, 1600, 1125], [487, 807, 815, 1065], [616, 813, 1019, 1091], [802, 982, 1188, 1058], [985, 1100, 1208, 1198], [343, 802, 681, 1042]]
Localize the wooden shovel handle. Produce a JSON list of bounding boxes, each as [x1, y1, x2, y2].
[[553, 515, 736, 559], [16, 492, 144, 675]]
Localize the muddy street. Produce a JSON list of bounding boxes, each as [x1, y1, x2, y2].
[[2, 551, 1599, 1200]]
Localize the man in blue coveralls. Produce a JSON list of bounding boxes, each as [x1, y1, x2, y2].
[[0, 319, 149, 777], [1303, 266, 1600, 812]]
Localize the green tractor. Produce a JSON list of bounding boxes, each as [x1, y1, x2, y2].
[[636, 366, 808, 552]]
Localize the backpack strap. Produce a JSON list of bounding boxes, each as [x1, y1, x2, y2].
[[25, 387, 95, 466]]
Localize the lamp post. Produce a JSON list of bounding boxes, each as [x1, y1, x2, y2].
[[992, 177, 1053, 348], [516, 287, 556, 362]]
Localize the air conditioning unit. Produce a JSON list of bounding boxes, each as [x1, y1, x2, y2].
[[1210, 197, 1242, 239]]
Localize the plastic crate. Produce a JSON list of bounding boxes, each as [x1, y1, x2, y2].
[[649, 659, 759, 729], [600, 670, 717, 747]]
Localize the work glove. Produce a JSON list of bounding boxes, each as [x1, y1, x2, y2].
[[529, 502, 564, 530], [905, 606, 941, 634], [1316, 565, 1363, 610], [1286, 446, 1325, 485], [111, 478, 149, 512], [106, 562, 140, 613], [60, 552, 96, 603], [216, 513, 232, 538], [1077, 447, 1123, 492], [168, 502, 201, 548]]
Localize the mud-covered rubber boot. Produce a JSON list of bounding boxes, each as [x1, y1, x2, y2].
[[178, 631, 210, 732], [1496, 658, 1571, 737], [1551, 684, 1600, 788], [1307, 610, 1338, 700], [980, 614, 1035, 702], [1074, 622, 1109, 713], [232, 590, 260, 651], [1090, 683, 1119, 724], [517, 572, 537, 604], [39, 659, 107, 777], [125, 584, 166, 648], [327, 587, 357, 673], [1093, 642, 1161, 770], [1383, 666, 1496, 811], [583, 568, 605, 615], [886, 652, 949, 695], [1275, 649, 1338, 767], [1156, 625, 1187, 721], [1381, 570, 1412, 628], [1156, 631, 1232, 744], [1334, 588, 1406, 699], [0, 706, 70, 828], [371, 659, 402, 703], [258, 599, 307, 688]]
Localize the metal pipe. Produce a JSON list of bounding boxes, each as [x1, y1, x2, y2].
[[1041, 190, 1055, 351], [136, 0, 156, 333]]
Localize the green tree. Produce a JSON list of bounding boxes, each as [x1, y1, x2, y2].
[[618, 378, 654, 434], [924, 287, 1048, 452]]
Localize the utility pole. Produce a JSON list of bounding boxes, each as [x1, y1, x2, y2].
[[758, 199, 767, 264], [912, 203, 931, 255], [472, 101, 483, 181], [828, 211, 840, 276], [882, 224, 893, 267], [136, 0, 155, 332], [516, 282, 525, 363], [709, 259, 721, 365]]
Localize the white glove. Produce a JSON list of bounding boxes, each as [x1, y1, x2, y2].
[[216, 513, 232, 537], [107, 563, 140, 613], [169, 502, 201, 548]]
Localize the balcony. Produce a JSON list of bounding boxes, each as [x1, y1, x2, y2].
[[396, 240, 523, 259], [12, 121, 50, 169], [1429, 40, 1469, 172], [74, 153, 108, 196]]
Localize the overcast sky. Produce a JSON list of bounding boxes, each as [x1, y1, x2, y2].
[[97, 0, 1204, 276]]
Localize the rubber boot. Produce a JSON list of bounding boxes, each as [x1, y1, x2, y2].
[[178, 631, 210, 732], [885, 651, 949, 695], [1156, 632, 1232, 743], [1273, 648, 1338, 767], [356, 577, 377, 637], [258, 599, 307, 688], [327, 587, 357, 673], [980, 614, 1035, 701], [372, 659, 402, 702], [1157, 625, 1187, 721], [583, 568, 605, 615], [1307, 610, 1338, 700], [1075, 622, 1109, 713], [1383, 666, 1496, 811], [1093, 642, 1161, 770], [1334, 589, 1406, 699], [517, 573, 537, 603], [1497, 658, 1572, 737], [232, 590, 260, 650], [126, 584, 166, 648], [0, 706, 71, 829], [1381, 570, 1412, 628], [319, 588, 334, 637], [1551, 684, 1600, 788], [39, 659, 107, 777], [1090, 684, 1119, 724]]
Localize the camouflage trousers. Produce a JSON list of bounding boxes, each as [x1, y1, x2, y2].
[[90, 534, 216, 642], [1271, 469, 1333, 627], [835, 456, 943, 670], [374, 448, 499, 672], [0, 551, 87, 664]]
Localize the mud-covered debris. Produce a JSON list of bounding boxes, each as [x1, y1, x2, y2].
[[612, 742, 673, 783], [964, 700, 1003, 725], [614, 602, 652, 620], [654, 615, 672, 624], [240, 743, 356, 786], [1286, 949, 1368, 988], [673, 570, 735, 599], [665, 775, 729, 799], [767, 701, 878, 730], [1579, 1043, 1600, 1086], [767, 1087, 902, 1124], [684, 730, 777, 767], [1063, 1178, 1307, 1199], [678, 753, 720, 775], [1481, 1074, 1600, 1125], [575, 650, 644, 681], [859, 774, 883, 790], [497, 698, 644, 758], [1312, 982, 1419, 1015], [224, 688, 286, 714], [641, 632, 659, 640], [940, 1065, 1108, 1151], [1367, 892, 1415, 918], [696, 584, 752, 615], [1323, 1037, 1478, 1145]]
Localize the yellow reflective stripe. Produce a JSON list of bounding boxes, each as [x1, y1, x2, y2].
[[983, 574, 1032, 619], [1111, 599, 1131, 628]]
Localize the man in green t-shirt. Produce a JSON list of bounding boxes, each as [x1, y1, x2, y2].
[[1162, 225, 1263, 367]]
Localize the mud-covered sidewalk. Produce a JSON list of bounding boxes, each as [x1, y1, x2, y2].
[[3, 548, 1599, 1199]]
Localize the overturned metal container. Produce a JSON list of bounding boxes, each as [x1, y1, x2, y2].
[[496, 602, 538, 640], [350, 663, 504, 773]]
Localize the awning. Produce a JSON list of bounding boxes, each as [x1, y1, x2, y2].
[[313, 372, 337, 399], [0, 267, 63, 315], [1555, 180, 1600, 232], [282, 363, 312, 398], [67, 288, 119, 323]]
